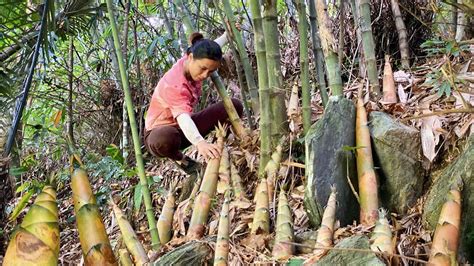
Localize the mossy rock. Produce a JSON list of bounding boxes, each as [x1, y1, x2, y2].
[[304, 97, 358, 227], [152, 240, 212, 266], [369, 111, 424, 214], [423, 135, 474, 262], [317, 235, 385, 265]]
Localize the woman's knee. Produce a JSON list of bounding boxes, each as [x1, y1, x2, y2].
[[146, 127, 182, 159], [231, 98, 243, 117]]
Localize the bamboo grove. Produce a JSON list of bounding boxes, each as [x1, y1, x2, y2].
[[1, 0, 472, 265]]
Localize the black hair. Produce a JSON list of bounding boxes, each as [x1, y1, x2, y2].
[[186, 32, 223, 61]]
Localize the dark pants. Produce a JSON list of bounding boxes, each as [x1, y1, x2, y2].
[[144, 98, 243, 161]]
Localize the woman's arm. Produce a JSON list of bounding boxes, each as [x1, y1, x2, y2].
[[214, 32, 228, 48], [176, 113, 205, 145], [176, 113, 221, 160]]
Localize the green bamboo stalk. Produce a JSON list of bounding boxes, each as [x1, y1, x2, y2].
[[174, 0, 195, 36], [338, 0, 346, 68], [105, 0, 160, 249], [358, 0, 380, 96], [390, 0, 410, 69], [213, 4, 254, 129], [314, 0, 343, 96], [262, 0, 289, 144], [296, 0, 311, 134], [249, 0, 272, 177], [221, 0, 260, 114], [211, 73, 249, 140], [350, 0, 367, 78], [308, 0, 329, 106]]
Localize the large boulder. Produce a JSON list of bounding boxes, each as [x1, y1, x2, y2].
[[423, 135, 474, 262], [317, 235, 385, 265], [368, 111, 424, 214], [304, 97, 358, 227]]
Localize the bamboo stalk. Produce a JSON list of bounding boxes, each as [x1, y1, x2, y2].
[[356, 96, 379, 226], [350, 0, 367, 79], [428, 180, 463, 265], [308, 0, 329, 106], [211, 73, 249, 140], [105, 0, 160, 249], [188, 127, 226, 239], [221, 0, 260, 114], [251, 178, 270, 235], [218, 147, 232, 194], [338, 0, 346, 68], [390, 0, 410, 69], [382, 55, 397, 104], [304, 186, 337, 264], [370, 209, 393, 254], [71, 168, 117, 265], [157, 188, 176, 245], [262, 0, 289, 144], [272, 190, 294, 261], [314, 0, 343, 96], [230, 153, 246, 199], [214, 190, 232, 266], [118, 249, 133, 266], [249, 0, 272, 177], [358, 0, 381, 97], [265, 144, 283, 203], [3, 186, 59, 265], [111, 201, 149, 265], [296, 0, 311, 134]]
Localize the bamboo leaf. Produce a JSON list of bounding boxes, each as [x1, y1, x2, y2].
[[134, 184, 143, 213]]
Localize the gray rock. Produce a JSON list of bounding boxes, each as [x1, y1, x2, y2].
[[304, 97, 359, 227], [368, 111, 424, 214], [423, 135, 474, 262], [317, 235, 385, 265]]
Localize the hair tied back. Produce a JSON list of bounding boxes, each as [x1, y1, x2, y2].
[[189, 32, 204, 46]]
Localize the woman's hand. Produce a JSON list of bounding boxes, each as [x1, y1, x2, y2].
[[196, 140, 221, 161]]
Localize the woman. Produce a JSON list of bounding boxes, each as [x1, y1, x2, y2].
[[144, 32, 243, 174]]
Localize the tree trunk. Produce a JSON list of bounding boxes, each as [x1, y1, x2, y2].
[[455, 0, 467, 41], [222, 0, 260, 115], [314, 0, 343, 97], [308, 0, 328, 106], [263, 0, 288, 144], [390, 0, 410, 69], [105, 0, 160, 249], [358, 0, 380, 97], [249, 0, 272, 176], [296, 0, 311, 134]]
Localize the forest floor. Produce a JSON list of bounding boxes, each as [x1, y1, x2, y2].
[[1, 50, 473, 265]]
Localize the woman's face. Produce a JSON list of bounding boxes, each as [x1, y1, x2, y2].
[[186, 53, 220, 82]]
